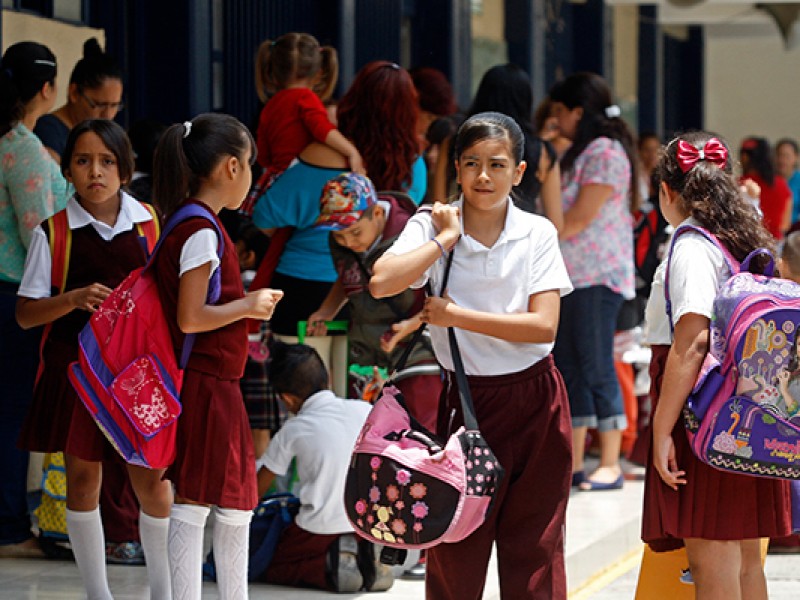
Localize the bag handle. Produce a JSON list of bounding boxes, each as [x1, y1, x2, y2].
[[741, 248, 775, 276]]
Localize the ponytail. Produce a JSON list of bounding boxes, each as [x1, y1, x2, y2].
[[153, 113, 256, 219], [314, 46, 338, 103], [254, 39, 274, 104], [152, 123, 191, 219], [0, 41, 57, 136]]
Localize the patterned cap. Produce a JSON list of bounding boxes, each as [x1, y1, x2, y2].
[[315, 172, 378, 230]]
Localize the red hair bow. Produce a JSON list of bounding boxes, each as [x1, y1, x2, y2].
[[676, 138, 728, 173]]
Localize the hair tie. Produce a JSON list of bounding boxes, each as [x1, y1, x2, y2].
[[183, 121, 192, 138], [605, 104, 621, 118], [388, 63, 401, 70], [33, 59, 56, 67], [676, 138, 728, 173]]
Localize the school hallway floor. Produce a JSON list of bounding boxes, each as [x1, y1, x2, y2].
[[0, 457, 797, 598]]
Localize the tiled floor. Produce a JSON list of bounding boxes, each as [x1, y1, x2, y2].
[[0, 459, 645, 599]]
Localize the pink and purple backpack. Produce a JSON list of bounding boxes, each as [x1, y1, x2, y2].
[[667, 224, 800, 479]]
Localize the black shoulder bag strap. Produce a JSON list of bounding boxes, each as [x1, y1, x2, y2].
[[389, 248, 481, 433]]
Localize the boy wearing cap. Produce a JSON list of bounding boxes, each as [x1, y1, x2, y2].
[[306, 172, 441, 431]]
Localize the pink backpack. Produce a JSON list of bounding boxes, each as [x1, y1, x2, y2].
[[667, 224, 800, 479], [68, 203, 223, 469], [343, 250, 503, 560]]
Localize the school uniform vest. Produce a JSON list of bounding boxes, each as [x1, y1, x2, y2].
[[153, 200, 247, 379], [43, 221, 147, 344]]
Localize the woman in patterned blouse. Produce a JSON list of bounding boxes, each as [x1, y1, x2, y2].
[[0, 41, 69, 558]]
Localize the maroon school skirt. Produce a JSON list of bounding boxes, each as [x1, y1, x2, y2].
[[641, 344, 792, 552], [18, 337, 107, 458], [166, 370, 257, 510]]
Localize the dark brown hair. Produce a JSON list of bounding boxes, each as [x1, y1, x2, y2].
[[153, 113, 255, 218], [0, 41, 57, 136], [658, 131, 774, 265], [62, 119, 135, 184], [254, 32, 337, 103]]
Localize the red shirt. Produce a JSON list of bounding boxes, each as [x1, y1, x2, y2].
[[256, 87, 335, 171], [741, 172, 791, 239]]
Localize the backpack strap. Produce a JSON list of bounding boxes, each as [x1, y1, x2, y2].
[[135, 202, 161, 256], [664, 224, 739, 336], [46, 211, 71, 295], [148, 202, 226, 369]]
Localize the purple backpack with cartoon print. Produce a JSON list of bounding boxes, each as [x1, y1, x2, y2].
[[343, 250, 503, 557], [667, 224, 800, 479]]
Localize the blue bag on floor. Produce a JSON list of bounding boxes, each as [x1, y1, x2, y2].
[[203, 492, 300, 582]]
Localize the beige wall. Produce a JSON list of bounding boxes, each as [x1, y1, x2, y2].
[[2, 10, 104, 108], [705, 21, 800, 149], [471, 0, 507, 97], [612, 5, 639, 129]]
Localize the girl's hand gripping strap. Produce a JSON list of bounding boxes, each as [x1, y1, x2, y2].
[[664, 223, 739, 336]]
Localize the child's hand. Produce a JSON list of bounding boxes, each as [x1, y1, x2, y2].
[[420, 293, 457, 328], [652, 432, 686, 491], [71, 283, 113, 313], [380, 316, 423, 353], [348, 150, 366, 176], [246, 288, 283, 320], [431, 202, 461, 242], [306, 312, 330, 336]]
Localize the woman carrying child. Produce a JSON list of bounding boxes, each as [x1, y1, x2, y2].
[[151, 113, 283, 600], [16, 120, 171, 599], [642, 131, 792, 599], [370, 111, 573, 599]]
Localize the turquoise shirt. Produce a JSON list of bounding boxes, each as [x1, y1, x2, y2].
[[788, 170, 800, 225], [0, 123, 70, 283]]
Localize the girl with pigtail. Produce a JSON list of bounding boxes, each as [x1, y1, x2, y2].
[[641, 131, 791, 599], [151, 113, 283, 600], [251, 32, 363, 188]]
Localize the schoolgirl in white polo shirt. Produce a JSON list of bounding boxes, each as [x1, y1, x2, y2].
[[371, 111, 574, 600]]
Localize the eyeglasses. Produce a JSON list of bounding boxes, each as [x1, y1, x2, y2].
[[79, 89, 124, 112]]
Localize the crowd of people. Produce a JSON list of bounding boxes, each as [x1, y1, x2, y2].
[[1, 29, 799, 600]]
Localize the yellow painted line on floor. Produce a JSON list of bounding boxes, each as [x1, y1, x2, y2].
[[568, 545, 644, 600]]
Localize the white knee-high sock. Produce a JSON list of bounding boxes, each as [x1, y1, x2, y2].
[[66, 507, 113, 600], [168, 504, 210, 600], [212, 508, 252, 600], [139, 510, 171, 599]]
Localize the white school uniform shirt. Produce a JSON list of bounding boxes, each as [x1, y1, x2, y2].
[[18, 192, 155, 299], [387, 196, 573, 376], [259, 390, 371, 535], [643, 216, 731, 345]]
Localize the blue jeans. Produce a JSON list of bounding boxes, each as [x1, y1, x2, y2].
[[553, 285, 628, 432], [0, 284, 40, 544]]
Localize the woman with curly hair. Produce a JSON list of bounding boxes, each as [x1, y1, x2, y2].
[[337, 61, 426, 203], [740, 136, 792, 239]]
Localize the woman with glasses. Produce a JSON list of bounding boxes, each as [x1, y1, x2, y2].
[[34, 38, 123, 161]]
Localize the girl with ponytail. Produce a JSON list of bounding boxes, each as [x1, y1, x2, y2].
[[251, 32, 363, 188], [642, 131, 789, 599]]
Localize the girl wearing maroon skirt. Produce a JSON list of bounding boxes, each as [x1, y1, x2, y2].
[[643, 131, 792, 599], [370, 112, 574, 600], [16, 120, 172, 599], [151, 113, 282, 600]]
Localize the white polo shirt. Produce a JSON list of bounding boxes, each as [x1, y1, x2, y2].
[[259, 390, 371, 535], [387, 197, 573, 376], [18, 192, 156, 299], [644, 217, 731, 345]]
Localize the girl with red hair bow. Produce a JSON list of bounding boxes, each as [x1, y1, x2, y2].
[[641, 131, 791, 599]]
